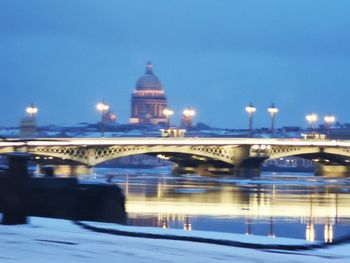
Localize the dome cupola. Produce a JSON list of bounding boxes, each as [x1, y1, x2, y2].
[[135, 62, 163, 90]]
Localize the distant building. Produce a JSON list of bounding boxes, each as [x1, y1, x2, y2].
[[263, 156, 315, 172], [129, 62, 168, 125]]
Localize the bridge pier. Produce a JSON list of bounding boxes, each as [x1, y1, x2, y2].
[[315, 164, 350, 177]]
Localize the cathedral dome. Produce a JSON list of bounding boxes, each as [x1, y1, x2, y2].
[[136, 62, 163, 90]]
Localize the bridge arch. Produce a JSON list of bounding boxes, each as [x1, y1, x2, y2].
[[269, 146, 322, 160], [28, 144, 241, 167], [268, 146, 350, 165]]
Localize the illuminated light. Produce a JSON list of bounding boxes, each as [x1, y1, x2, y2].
[[306, 113, 318, 123], [252, 145, 260, 150], [96, 101, 109, 112], [183, 217, 192, 231], [5, 136, 349, 149], [110, 113, 117, 121], [306, 221, 315, 242], [160, 217, 168, 229], [96, 100, 110, 137], [183, 224, 192, 231], [48, 157, 53, 160], [163, 108, 174, 119], [267, 103, 278, 115], [0, 142, 25, 147], [157, 154, 170, 160], [183, 108, 196, 117], [26, 104, 38, 117], [192, 156, 206, 161], [245, 103, 256, 114], [324, 115, 336, 126], [267, 103, 278, 134], [182, 108, 196, 128], [260, 145, 267, 150], [126, 199, 350, 218], [306, 113, 318, 128], [246, 102, 256, 132], [324, 223, 333, 243], [35, 156, 40, 160], [163, 108, 174, 128]]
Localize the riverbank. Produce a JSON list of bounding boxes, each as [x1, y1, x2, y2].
[[0, 217, 349, 262]]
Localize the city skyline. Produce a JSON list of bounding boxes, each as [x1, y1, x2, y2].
[[1, 0, 350, 128]]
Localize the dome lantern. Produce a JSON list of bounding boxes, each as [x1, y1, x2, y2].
[[145, 61, 153, 74], [136, 62, 163, 90]]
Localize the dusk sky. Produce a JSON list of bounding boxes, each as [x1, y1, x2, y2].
[[1, 0, 350, 129]]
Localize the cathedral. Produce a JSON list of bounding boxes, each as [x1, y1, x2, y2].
[[129, 62, 168, 125]]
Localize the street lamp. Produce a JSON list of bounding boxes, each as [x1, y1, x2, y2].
[[245, 103, 256, 133], [324, 114, 335, 138], [324, 115, 336, 128], [182, 107, 196, 128], [96, 100, 109, 137], [26, 104, 38, 118], [306, 113, 318, 130], [267, 103, 278, 135], [163, 108, 174, 128]]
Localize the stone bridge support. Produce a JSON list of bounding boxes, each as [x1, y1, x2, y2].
[[233, 144, 270, 177], [315, 164, 350, 177], [172, 144, 270, 176]]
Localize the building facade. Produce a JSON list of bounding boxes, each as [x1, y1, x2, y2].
[[129, 62, 168, 125]]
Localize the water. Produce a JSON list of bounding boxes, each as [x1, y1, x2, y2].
[[84, 167, 350, 243]]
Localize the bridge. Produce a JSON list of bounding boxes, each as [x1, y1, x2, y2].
[[1, 137, 350, 176]]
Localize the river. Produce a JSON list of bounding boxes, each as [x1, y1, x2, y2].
[[80, 166, 350, 243]]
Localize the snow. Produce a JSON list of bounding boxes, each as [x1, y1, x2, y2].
[[0, 217, 349, 262]]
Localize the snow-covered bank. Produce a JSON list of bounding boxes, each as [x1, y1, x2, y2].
[[0, 217, 350, 262]]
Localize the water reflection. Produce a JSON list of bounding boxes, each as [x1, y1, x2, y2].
[[90, 168, 350, 242], [324, 223, 333, 243], [306, 219, 315, 242]]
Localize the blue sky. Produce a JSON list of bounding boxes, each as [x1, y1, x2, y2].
[[1, 0, 350, 128]]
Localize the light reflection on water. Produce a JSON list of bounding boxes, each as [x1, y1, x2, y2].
[[89, 167, 350, 242]]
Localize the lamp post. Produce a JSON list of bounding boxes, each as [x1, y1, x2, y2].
[[245, 103, 256, 134], [23, 104, 38, 138], [182, 108, 196, 128], [267, 103, 278, 135], [96, 100, 109, 137], [324, 114, 335, 138], [26, 104, 38, 118], [306, 113, 318, 130], [163, 108, 174, 128], [324, 115, 336, 128]]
